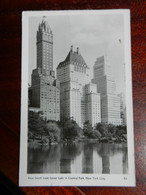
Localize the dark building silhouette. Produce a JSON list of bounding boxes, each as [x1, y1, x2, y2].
[[29, 17, 60, 121]]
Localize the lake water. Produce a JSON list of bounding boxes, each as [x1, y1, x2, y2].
[[27, 140, 128, 174]]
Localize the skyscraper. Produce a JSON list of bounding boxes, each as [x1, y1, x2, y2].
[[92, 56, 122, 125], [37, 16, 53, 74], [118, 93, 127, 125], [57, 46, 101, 127], [29, 17, 60, 121]]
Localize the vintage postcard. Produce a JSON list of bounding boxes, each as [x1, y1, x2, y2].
[[19, 10, 135, 186]]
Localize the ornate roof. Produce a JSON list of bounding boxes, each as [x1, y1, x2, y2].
[[58, 46, 88, 68], [38, 16, 52, 34]]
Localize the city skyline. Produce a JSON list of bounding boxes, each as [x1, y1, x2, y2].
[[29, 16, 124, 126], [28, 13, 125, 94], [19, 11, 135, 187]]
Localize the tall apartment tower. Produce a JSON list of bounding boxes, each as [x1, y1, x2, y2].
[[118, 93, 127, 125], [30, 17, 60, 121], [92, 56, 121, 125], [57, 46, 101, 127]]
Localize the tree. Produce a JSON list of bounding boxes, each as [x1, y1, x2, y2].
[[62, 119, 81, 141], [28, 111, 46, 140], [116, 125, 127, 134], [95, 123, 108, 137], [83, 120, 93, 138], [83, 121, 101, 139], [93, 130, 101, 138], [107, 124, 118, 138], [45, 122, 61, 143]]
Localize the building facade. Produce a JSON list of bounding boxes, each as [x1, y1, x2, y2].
[[92, 56, 122, 125], [29, 17, 60, 121], [85, 83, 101, 126], [118, 93, 127, 125], [57, 46, 101, 127]]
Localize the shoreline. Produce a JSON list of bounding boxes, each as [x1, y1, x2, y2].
[[28, 137, 127, 146]]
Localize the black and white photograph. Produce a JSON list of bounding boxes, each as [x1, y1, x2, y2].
[[19, 10, 135, 186]]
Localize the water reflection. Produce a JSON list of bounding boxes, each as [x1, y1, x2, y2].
[[60, 142, 81, 173], [97, 143, 110, 173], [82, 142, 93, 173], [28, 141, 128, 174]]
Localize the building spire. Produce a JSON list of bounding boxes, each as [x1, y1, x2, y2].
[[38, 16, 52, 34], [70, 45, 73, 52], [43, 16, 46, 21]]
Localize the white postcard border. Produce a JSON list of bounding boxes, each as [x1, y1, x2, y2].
[[19, 9, 135, 187]]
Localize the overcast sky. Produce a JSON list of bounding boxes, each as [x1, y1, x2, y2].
[[28, 12, 125, 94]]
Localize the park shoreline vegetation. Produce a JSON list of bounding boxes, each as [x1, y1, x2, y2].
[[28, 111, 127, 145]]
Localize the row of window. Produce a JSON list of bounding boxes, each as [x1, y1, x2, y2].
[[74, 65, 87, 73]]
